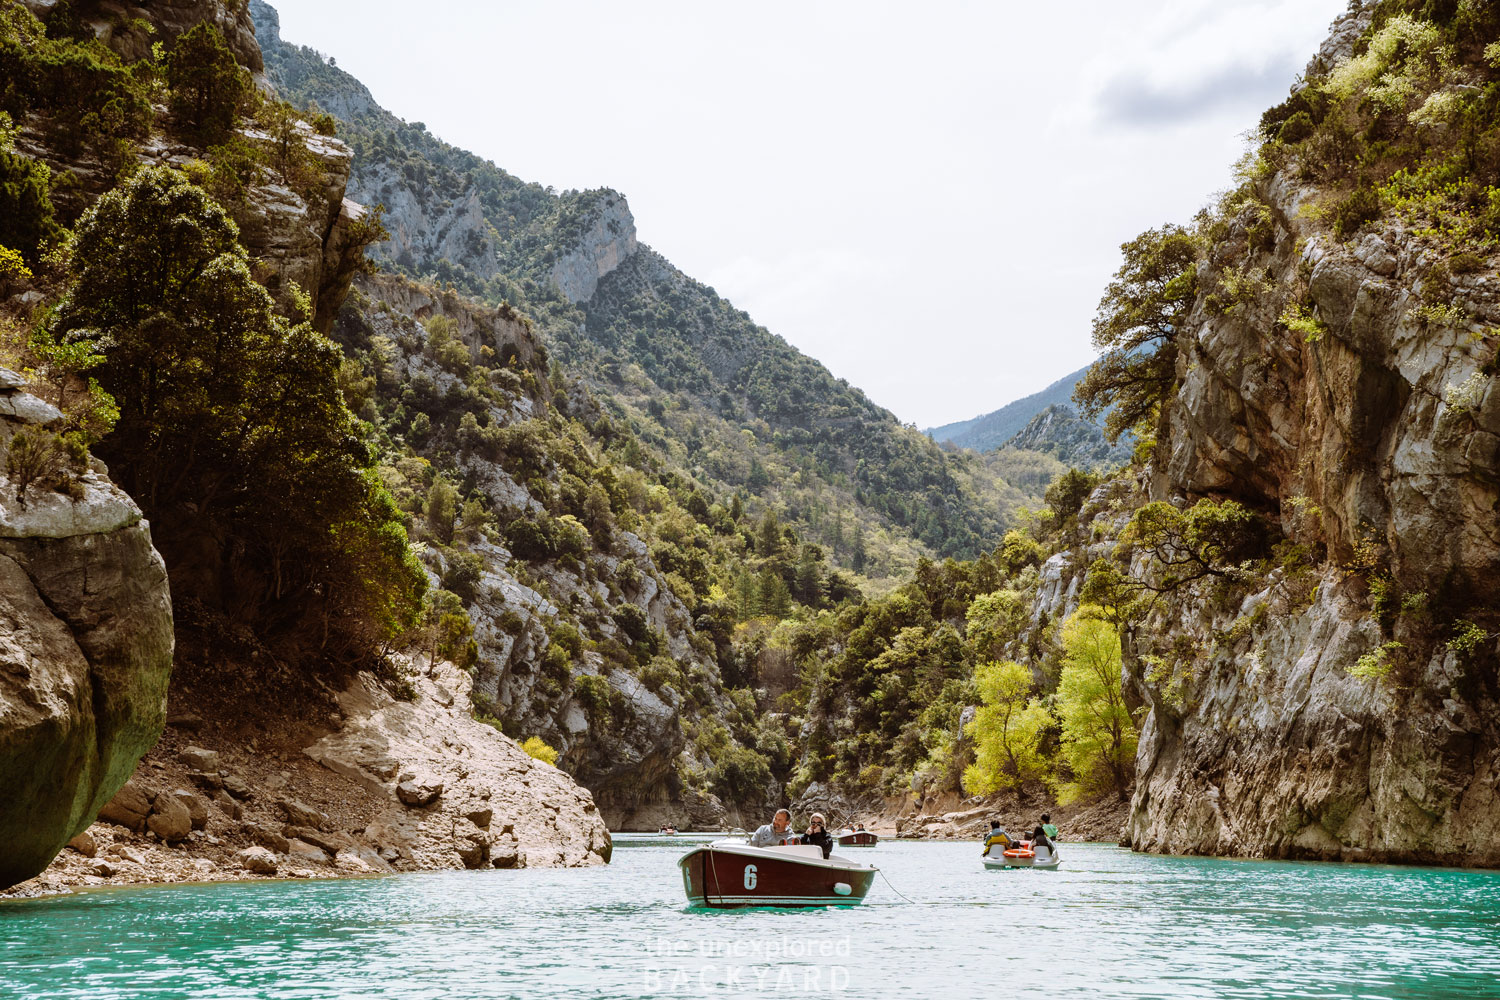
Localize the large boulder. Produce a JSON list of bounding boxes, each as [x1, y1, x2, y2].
[[146, 791, 192, 843], [0, 373, 174, 889]]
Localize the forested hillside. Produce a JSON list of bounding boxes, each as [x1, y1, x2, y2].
[[250, 0, 1049, 584]]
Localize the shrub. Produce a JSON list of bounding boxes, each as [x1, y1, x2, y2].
[[1350, 640, 1404, 681], [707, 742, 773, 803], [1330, 187, 1381, 240], [520, 736, 558, 765], [1276, 111, 1315, 144], [573, 673, 613, 720], [0, 150, 62, 265], [5, 425, 79, 505]]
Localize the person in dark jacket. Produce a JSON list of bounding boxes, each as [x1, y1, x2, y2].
[[1030, 825, 1055, 853], [798, 813, 835, 858]]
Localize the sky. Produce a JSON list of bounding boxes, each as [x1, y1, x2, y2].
[[267, 0, 1348, 428]]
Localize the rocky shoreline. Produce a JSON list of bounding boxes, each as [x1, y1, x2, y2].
[[3, 658, 611, 901]]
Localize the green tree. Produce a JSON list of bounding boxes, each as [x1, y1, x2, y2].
[[1056, 612, 1136, 802], [962, 660, 1051, 794], [965, 589, 1029, 663], [57, 166, 423, 656], [425, 478, 458, 543], [1074, 225, 1201, 442], [0, 150, 62, 265], [1045, 467, 1101, 524], [165, 22, 250, 142]]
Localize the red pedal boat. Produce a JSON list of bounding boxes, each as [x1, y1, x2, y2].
[[678, 841, 878, 907], [835, 829, 878, 847]]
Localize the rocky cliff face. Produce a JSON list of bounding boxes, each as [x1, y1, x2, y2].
[[1119, 155, 1500, 866], [22, 0, 263, 74], [550, 193, 637, 304], [1012, 2, 1500, 866], [341, 273, 739, 829], [0, 370, 174, 890]]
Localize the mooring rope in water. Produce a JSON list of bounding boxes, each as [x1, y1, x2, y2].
[[874, 866, 922, 905]]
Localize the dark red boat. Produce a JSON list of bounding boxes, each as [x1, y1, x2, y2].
[[678, 842, 878, 907], [835, 828, 878, 847]]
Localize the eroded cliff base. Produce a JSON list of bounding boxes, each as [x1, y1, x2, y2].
[[4, 624, 611, 900]]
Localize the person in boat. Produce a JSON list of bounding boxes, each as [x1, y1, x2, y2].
[[797, 813, 835, 859], [982, 820, 1013, 856], [1041, 814, 1059, 841], [749, 808, 795, 848], [1029, 824, 1056, 855], [854, 823, 865, 832]]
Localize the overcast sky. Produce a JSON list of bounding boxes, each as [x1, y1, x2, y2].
[[268, 0, 1347, 428]]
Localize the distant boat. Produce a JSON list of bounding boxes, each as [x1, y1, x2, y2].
[[834, 828, 878, 847], [658, 826, 678, 836], [678, 841, 877, 907], [983, 839, 1061, 870]]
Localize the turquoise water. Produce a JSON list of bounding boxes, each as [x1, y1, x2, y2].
[[3, 838, 1499, 999]]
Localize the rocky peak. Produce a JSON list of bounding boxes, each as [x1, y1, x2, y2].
[[550, 192, 638, 304]]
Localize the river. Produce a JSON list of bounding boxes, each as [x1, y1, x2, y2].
[[2, 837, 1497, 999]]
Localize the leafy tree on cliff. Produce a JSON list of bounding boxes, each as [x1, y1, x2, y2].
[[1056, 612, 1136, 802], [56, 165, 424, 657], [962, 660, 1051, 794], [1074, 225, 1201, 442], [166, 22, 251, 142]]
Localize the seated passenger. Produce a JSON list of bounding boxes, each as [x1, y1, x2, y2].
[[799, 813, 835, 859], [1030, 825, 1054, 853], [749, 808, 795, 848], [1041, 813, 1059, 841], [982, 820, 1012, 855]]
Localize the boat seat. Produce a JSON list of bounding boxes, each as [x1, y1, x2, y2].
[[1033, 846, 1053, 862], [767, 844, 825, 860]]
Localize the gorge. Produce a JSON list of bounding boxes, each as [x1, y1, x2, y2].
[[1, 0, 1499, 906]]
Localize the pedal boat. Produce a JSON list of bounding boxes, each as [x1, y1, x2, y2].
[[983, 839, 1061, 870], [679, 840, 877, 907], [835, 828, 878, 847]]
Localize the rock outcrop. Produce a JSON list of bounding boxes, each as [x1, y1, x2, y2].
[[0, 371, 174, 890], [1117, 155, 1500, 864], [306, 658, 611, 868], [22, 0, 263, 75], [549, 192, 637, 303]]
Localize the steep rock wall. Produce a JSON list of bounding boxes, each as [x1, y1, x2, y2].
[[1122, 139, 1500, 866], [0, 371, 174, 889], [550, 193, 637, 304]]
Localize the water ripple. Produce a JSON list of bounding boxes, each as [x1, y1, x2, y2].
[[2, 842, 1498, 999]]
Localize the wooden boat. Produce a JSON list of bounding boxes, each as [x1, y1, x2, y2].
[[835, 828, 878, 847], [678, 841, 877, 907], [983, 839, 1060, 870]]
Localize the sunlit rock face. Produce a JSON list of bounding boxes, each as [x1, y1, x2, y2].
[[1116, 15, 1500, 865]]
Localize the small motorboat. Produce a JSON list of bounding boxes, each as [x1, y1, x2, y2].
[[835, 828, 878, 847], [983, 839, 1061, 870], [658, 826, 678, 836], [678, 841, 878, 907]]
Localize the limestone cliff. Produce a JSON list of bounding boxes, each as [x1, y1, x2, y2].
[[1120, 159, 1500, 866], [21, 0, 263, 75], [1032, 3, 1500, 866], [338, 273, 744, 829], [0, 370, 174, 890], [549, 193, 637, 304]]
